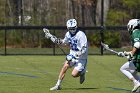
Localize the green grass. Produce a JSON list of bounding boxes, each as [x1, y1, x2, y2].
[[0, 55, 133, 93]]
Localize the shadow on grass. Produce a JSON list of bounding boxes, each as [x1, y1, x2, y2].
[[106, 87, 131, 92], [63, 87, 99, 90]]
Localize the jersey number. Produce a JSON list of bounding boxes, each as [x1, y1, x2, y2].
[[70, 40, 78, 51]]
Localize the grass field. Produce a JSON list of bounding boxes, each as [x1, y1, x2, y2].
[[0, 55, 135, 93]]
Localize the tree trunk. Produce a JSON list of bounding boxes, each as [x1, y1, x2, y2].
[[96, 0, 110, 26]]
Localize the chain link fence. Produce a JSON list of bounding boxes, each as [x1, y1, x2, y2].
[[0, 26, 131, 55]]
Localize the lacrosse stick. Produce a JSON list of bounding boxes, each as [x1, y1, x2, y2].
[[101, 42, 119, 54], [43, 28, 79, 63], [101, 42, 133, 61], [43, 28, 52, 39], [43, 28, 67, 55]]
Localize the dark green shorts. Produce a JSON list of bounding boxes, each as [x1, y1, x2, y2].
[[133, 61, 140, 72]]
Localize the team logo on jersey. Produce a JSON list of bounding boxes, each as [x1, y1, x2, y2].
[[68, 38, 78, 51], [134, 38, 140, 42]]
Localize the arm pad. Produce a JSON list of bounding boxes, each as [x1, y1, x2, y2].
[[75, 46, 87, 58], [81, 46, 87, 54], [134, 42, 140, 49], [50, 35, 63, 45]]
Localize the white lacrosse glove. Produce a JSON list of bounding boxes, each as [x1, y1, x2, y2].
[[124, 51, 133, 61], [117, 52, 125, 57], [43, 28, 53, 39], [118, 51, 133, 61], [66, 54, 78, 63]]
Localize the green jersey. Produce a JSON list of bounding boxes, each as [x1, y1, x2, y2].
[[131, 29, 140, 71]]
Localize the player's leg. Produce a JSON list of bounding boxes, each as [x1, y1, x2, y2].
[[71, 65, 85, 84], [50, 61, 70, 90], [72, 59, 87, 84], [120, 61, 140, 92], [71, 68, 79, 77], [132, 71, 140, 82], [131, 71, 140, 92]]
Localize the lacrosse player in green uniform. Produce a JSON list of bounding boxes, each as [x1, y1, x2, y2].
[[118, 19, 140, 92]]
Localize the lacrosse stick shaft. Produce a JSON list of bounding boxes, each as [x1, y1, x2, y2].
[[101, 42, 131, 60], [104, 48, 118, 54], [43, 28, 67, 55], [56, 44, 67, 55], [101, 42, 118, 54]]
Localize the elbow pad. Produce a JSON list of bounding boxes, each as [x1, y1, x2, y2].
[[81, 46, 87, 54], [75, 46, 87, 58], [134, 42, 140, 49]]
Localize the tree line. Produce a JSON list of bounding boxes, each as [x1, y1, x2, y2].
[[0, 0, 140, 48]]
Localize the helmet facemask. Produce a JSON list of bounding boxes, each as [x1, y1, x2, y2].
[[127, 25, 133, 34], [67, 26, 77, 35]]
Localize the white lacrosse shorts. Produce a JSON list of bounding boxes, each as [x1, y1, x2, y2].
[[68, 59, 87, 72]]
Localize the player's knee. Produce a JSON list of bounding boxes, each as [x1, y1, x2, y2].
[[120, 66, 130, 73], [71, 74, 77, 78], [71, 73, 78, 78]]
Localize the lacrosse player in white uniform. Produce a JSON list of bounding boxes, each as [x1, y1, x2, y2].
[[118, 19, 140, 92], [43, 19, 88, 90]]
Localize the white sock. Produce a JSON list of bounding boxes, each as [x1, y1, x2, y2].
[[56, 79, 62, 86]]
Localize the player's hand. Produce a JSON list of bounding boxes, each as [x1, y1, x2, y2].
[[117, 52, 125, 57], [55, 38, 62, 44], [66, 54, 78, 63], [124, 51, 133, 61], [43, 28, 52, 39]]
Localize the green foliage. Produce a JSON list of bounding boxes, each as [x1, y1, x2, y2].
[[7, 30, 22, 45], [87, 31, 100, 47], [122, 0, 140, 17], [87, 31, 120, 48], [0, 0, 6, 25], [122, 0, 140, 8], [0, 0, 140, 48], [0, 30, 5, 47], [104, 31, 120, 47], [106, 9, 130, 26]]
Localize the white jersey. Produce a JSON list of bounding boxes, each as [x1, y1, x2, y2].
[[62, 30, 88, 59]]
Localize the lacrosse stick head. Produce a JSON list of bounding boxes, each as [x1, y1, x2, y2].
[[43, 28, 49, 33], [43, 28, 51, 39], [101, 42, 119, 54], [101, 42, 109, 50]]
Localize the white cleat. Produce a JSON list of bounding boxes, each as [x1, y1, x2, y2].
[[132, 82, 140, 92], [50, 85, 61, 91], [80, 73, 85, 84]]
